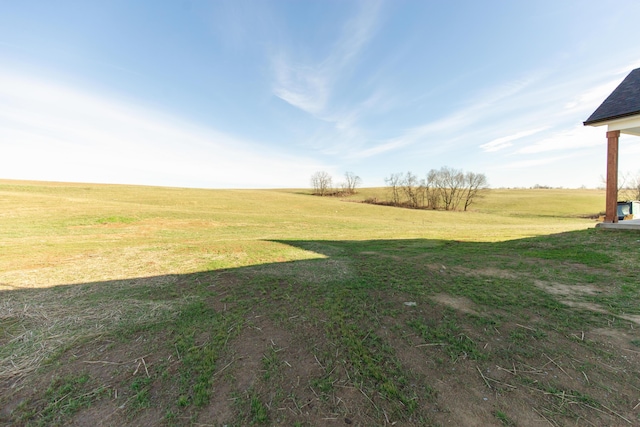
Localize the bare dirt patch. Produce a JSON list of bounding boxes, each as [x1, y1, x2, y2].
[[432, 293, 479, 315], [590, 327, 640, 352], [533, 280, 600, 297], [453, 266, 518, 280], [562, 300, 611, 315], [620, 314, 640, 324]]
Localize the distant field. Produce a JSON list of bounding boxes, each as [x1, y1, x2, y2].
[[0, 180, 603, 289], [5, 180, 640, 427]]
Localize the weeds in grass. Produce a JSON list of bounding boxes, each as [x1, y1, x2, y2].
[[261, 347, 281, 381], [172, 300, 244, 408], [494, 410, 515, 426], [310, 375, 335, 398], [250, 395, 269, 424], [319, 293, 422, 416], [408, 315, 485, 361], [129, 376, 152, 410], [18, 374, 107, 426], [231, 390, 269, 425]]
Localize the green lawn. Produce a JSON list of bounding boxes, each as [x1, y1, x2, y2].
[[2, 180, 639, 426]]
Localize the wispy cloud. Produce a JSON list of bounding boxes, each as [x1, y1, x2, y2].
[[0, 72, 327, 188], [479, 127, 548, 152], [272, 59, 329, 116], [563, 80, 620, 114], [353, 74, 541, 158], [355, 58, 640, 162], [354, 114, 463, 158], [615, 59, 640, 75], [271, 0, 382, 116], [517, 125, 603, 154], [563, 60, 640, 116]]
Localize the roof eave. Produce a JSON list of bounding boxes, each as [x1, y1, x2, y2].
[[584, 110, 640, 126]]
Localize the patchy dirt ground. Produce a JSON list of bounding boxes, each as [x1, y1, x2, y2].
[[4, 286, 640, 427]]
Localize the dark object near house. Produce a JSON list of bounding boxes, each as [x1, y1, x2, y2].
[[617, 201, 640, 220]]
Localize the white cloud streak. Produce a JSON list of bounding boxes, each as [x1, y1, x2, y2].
[[271, 0, 381, 116], [354, 74, 541, 158], [272, 59, 329, 116], [0, 72, 326, 188], [479, 127, 547, 152], [563, 80, 620, 114], [517, 125, 603, 154], [355, 59, 639, 162]]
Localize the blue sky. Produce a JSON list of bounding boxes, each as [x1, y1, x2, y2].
[[1, 1, 640, 189]]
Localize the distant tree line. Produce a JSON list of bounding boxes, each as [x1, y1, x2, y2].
[[310, 166, 488, 212]]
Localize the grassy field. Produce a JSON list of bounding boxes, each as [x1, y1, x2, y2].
[[1, 179, 639, 426]]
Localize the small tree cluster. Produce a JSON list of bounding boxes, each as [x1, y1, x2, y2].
[[383, 167, 488, 211], [310, 171, 361, 196]]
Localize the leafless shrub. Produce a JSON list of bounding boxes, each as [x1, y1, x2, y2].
[[462, 171, 489, 211], [620, 171, 640, 201], [401, 171, 425, 208], [385, 173, 403, 205], [340, 172, 362, 195], [310, 171, 333, 196]]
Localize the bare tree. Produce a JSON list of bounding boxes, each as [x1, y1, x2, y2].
[[462, 172, 488, 211], [401, 172, 425, 208], [385, 173, 403, 205], [428, 167, 464, 210], [425, 169, 442, 209], [629, 174, 640, 200], [441, 167, 465, 210], [601, 172, 629, 193], [310, 171, 333, 196], [341, 171, 362, 195], [620, 171, 640, 200]]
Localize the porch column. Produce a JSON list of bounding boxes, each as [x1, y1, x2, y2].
[[605, 130, 620, 223]]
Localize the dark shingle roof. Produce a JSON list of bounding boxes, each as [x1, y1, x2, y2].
[[584, 67, 640, 126]]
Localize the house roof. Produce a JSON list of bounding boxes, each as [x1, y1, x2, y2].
[[584, 67, 640, 126]]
